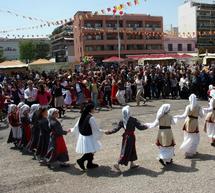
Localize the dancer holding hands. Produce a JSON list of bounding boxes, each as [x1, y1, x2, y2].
[[174, 94, 203, 158], [145, 104, 176, 166], [203, 90, 215, 147], [105, 106, 148, 171]]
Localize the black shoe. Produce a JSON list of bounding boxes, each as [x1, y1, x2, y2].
[[87, 163, 99, 169], [166, 159, 173, 165], [77, 159, 86, 171], [159, 159, 166, 167], [211, 142, 215, 147]]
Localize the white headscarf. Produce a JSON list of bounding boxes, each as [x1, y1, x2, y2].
[[29, 104, 40, 119], [20, 105, 30, 118], [209, 85, 214, 90], [145, 104, 171, 129], [122, 105, 131, 128], [155, 104, 171, 121], [17, 102, 25, 109], [189, 94, 197, 111], [48, 108, 59, 120], [8, 104, 17, 114]]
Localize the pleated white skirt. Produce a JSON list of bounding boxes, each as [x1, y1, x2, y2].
[[158, 146, 174, 162], [206, 122, 215, 139], [180, 132, 200, 154], [76, 134, 102, 154]]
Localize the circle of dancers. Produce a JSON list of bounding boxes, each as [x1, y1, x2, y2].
[[7, 92, 215, 172]]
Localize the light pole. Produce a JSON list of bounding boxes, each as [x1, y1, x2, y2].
[[117, 15, 121, 64]]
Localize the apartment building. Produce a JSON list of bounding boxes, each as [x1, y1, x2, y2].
[[50, 21, 75, 62], [73, 11, 164, 62], [178, 0, 215, 53], [164, 35, 196, 53]]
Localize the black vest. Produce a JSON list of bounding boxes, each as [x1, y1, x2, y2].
[[79, 114, 92, 136]]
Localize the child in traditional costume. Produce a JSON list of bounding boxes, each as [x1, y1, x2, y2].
[[71, 103, 103, 171], [105, 106, 148, 171], [7, 104, 21, 146], [174, 94, 203, 158], [203, 91, 215, 147], [26, 104, 40, 153], [46, 108, 70, 167], [35, 108, 50, 163], [20, 105, 31, 149], [146, 104, 175, 166]]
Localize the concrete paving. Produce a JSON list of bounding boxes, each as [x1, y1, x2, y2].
[[0, 99, 214, 193]]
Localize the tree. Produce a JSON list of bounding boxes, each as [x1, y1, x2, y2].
[[35, 42, 50, 59], [0, 49, 4, 62], [19, 41, 35, 63]]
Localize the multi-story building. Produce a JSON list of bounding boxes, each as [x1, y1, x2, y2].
[[50, 21, 75, 62], [164, 35, 196, 53], [178, 0, 215, 53], [0, 38, 49, 60], [73, 11, 164, 62]]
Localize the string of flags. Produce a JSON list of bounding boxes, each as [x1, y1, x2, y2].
[[0, 0, 143, 34]]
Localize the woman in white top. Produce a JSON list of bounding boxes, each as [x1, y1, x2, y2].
[[146, 104, 176, 166], [174, 94, 203, 158], [203, 90, 215, 147], [135, 74, 146, 106], [71, 103, 103, 171]]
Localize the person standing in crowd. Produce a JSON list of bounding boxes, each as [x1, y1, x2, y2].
[[146, 104, 176, 166], [203, 91, 215, 147], [7, 104, 21, 147], [101, 76, 112, 109], [90, 77, 99, 109], [135, 74, 146, 106], [24, 80, 38, 107], [71, 103, 103, 171], [125, 80, 132, 103], [74, 77, 85, 107], [170, 73, 178, 99], [174, 94, 203, 158], [105, 106, 148, 171], [116, 78, 126, 106], [36, 84, 52, 109], [52, 80, 66, 118], [111, 77, 118, 105], [46, 108, 70, 167]]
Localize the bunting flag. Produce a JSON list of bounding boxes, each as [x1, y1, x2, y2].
[[0, 8, 51, 23]]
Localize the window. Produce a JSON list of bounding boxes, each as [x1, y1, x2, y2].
[[187, 44, 192, 51], [178, 44, 182, 51], [168, 44, 173, 51]]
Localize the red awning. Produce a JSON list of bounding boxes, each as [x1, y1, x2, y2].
[[102, 56, 125, 63], [127, 54, 192, 60]]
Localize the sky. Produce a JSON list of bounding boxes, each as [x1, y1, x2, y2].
[[0, 0, 213, 38]]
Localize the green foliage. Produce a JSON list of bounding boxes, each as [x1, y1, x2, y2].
[[19, 40, 50, 62], [19, 41, 35, 63]]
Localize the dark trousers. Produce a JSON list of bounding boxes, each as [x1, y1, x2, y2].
[[79, 153, 94, 163], [103, 91, 112, 107]]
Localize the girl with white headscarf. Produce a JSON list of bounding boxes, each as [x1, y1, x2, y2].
[[45, 108, 70, 167], [19, 105, 31, 148], [105, 105, 148, 171], [174, 94, 203, 158], [7, 104, 21, 146], [203, 90, 215, 147], [145, 104, 176, 166], [26, 104, 40, 153]]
